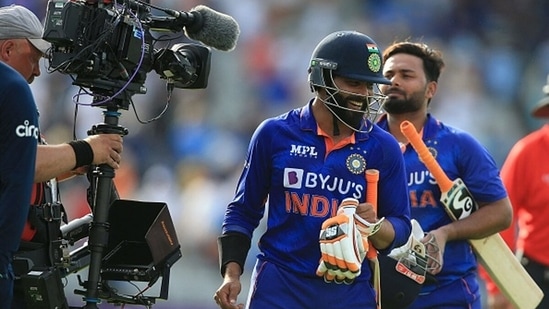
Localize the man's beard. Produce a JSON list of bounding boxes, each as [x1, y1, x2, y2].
[[328, 91, 369, 130], [383, 89, 424, 114]]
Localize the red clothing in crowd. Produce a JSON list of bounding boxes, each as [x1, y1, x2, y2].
[[483, 124, 549, 295]]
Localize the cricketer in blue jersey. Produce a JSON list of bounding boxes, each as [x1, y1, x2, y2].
[[377, 41, 512, 308], [0, 60, 39, 307], [215, 31, 412, 309]]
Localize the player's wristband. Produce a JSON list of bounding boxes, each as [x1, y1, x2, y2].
[[68, 140, 94, 169], [217, 232, 251, 277]]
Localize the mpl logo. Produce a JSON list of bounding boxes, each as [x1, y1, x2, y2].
[[290, 144, 318, 158], [284, 168, 303, 189]]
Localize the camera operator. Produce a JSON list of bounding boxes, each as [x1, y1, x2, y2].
[[0, 4, 124, 307]]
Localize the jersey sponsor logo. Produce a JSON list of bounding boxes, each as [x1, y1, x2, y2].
[[407, 170, 436, 186], [290, 144, 318, 158], [284, 168, 304, 189], [408, 171, 438, 208], [283, 168, 363, 197], [16, 120, 39, 139]]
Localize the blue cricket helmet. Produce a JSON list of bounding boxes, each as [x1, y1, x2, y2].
[[308, 30, 391, 90]]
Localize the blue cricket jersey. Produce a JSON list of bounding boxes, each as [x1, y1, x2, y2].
[[378, 114, 508, 292], [0, 61, 38, 273], [222, 101, 411, 284]]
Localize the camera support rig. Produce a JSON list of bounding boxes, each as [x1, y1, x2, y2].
[[37, 0, 240, 305], [70, 97, 181, 308], [77, 103, 126, 308]]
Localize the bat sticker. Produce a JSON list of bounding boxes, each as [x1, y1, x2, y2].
[[442, 178, 477, 220]]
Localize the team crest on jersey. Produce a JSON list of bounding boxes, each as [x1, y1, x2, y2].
[[428, 147, 438, 159], [346, 153, 366, 174]]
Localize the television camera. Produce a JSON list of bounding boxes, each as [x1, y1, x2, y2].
[[43, 0, 239, 109], [15, 0, 240, 308]]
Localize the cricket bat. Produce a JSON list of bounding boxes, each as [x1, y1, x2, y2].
[[400, 120, 543, 309], [366, 169, 381, 309]]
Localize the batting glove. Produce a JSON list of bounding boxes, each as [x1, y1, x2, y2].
[[316, 198, 368, 284]]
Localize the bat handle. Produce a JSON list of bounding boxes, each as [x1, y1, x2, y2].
[[365, 169, 379, 260], [400, 121, 454, 192], [365, 169, 381, 309], [366, 169, 379, 211]]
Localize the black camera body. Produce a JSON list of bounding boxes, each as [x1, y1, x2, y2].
[[43, 0, 211, 108], [43, 0, 153, 82]]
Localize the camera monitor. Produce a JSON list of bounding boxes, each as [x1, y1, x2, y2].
[[101, 199, 182, 283]]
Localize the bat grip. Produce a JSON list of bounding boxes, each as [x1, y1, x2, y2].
[[366, 169, 379, 211], [365, 169, 381, 309], [365, 169, 379, 260], [400, 121, 454, 192]]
